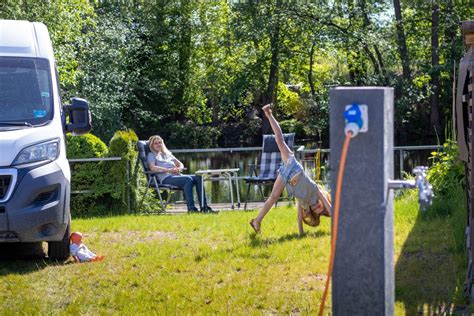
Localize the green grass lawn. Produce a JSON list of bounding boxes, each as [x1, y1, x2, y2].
[[0, 193, 467, 314]]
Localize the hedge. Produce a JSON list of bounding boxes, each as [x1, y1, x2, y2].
[[67, 130, 139, 216]]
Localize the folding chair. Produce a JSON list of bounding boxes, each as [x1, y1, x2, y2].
[[136, 140, 183, 213], [242, 133, 295, 210]]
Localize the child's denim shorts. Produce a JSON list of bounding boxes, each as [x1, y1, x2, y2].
[[278, 155, 303, 183], [279, 155, 318, 209]]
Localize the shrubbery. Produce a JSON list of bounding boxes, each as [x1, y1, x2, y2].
[[67, 134, 109, 216], [280, 119, 306, 138], [218, 119, 261, 147], [67, 130, 140, 217], [427, 140, 465, 197], [424, 140, 466, 219], [106, 130, 139, 212], [66, 133, 108, 158], [165, 121, 220, 149], [423, 141, 467, 277]]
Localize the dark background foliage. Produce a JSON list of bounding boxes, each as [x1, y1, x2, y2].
[[0, 0, 472, 148]]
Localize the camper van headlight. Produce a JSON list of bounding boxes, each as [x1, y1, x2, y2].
[[13, 140, 59, 165]]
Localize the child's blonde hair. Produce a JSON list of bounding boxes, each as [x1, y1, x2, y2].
[[301, 188, 331, 227], [148, 135, 171, 156]]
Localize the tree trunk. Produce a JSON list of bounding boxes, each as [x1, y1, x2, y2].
[[359, 0, 370, 27], [308, 42, 316, 96], [444, 0, 457, 65], [358, 1, 383, 79], [264, 23, 280, 105], [362, 44, 380, 76], [430, 2, 440, 135], [444, 0, 456, 129], [393, 0, 411, 80], [262, 0, 282, 134], [374, 44, 388, 84], [176, 0, 192, 108]]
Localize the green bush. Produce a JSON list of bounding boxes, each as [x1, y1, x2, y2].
[[416, 141, 467, 279], [280, 119, 306, 138], [66, 134, 109, 217], [67, 130, 141, 216], [424, 140, 466, 219], [218, 119, 262, 147], [66, 133, 108, 158], [165, 122, 220, 148], [427, 140, 465, 197], [276, 82, 304, 116], [106, 130, 139, 212]]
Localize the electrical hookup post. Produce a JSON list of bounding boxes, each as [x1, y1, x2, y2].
[[330, 87, 395, 315]]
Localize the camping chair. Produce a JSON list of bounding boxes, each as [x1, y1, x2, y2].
[[136, 140, 183, 213], [242, 133, 295, 210]]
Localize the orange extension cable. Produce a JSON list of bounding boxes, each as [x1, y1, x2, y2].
[[318, 131, 352, 316]]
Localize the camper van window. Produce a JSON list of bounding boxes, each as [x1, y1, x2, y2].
[[0, 57, 53, 127]]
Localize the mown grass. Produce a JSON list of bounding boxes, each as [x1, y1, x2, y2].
[[394, 187, 467, 315], [0, 190, 467, 314]]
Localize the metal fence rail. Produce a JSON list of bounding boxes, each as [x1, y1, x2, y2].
[[69, 157, 122, 163]]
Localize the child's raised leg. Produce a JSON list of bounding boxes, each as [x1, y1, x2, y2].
[[262, 104, 293, 163]]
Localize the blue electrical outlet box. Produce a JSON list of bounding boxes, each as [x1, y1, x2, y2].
[[345, 103, 368, 132]]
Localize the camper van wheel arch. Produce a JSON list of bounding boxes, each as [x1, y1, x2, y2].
[[47, 223, 70, 260]]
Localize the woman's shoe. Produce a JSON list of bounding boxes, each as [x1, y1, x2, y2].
[[188, 207, 200, 213], [201, 206, 217, 213]]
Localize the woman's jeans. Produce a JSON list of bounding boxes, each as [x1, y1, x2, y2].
[[162, 175, 207, 210]]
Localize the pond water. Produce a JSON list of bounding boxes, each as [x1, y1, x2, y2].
[[168, 146, 438, 205]]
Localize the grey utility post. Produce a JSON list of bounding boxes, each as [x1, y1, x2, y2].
[[330, 87, 394, 315]]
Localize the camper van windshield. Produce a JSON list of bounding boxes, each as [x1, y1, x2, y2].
[[0, 57, 53, 127]]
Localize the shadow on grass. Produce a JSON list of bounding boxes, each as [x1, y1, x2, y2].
[[394, 191, 467, 314], [0, 243, 71, 276], [248, 230, 329, 248]]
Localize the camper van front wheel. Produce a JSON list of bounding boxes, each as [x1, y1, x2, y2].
[[47, 223, 70, 260]]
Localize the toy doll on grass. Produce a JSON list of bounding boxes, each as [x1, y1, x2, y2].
[[70, 232, 104, 263]]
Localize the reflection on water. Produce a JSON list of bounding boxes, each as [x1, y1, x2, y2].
[[166, 148, 435, 205]]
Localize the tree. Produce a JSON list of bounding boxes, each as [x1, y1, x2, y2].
[[76, 6, 146, 141], [430, 1, 440, 134], [1, 0, 471, 147], [0, 0, 95, 97], [393, 0, 411, 80]]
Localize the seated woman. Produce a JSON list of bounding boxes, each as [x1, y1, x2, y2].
[[147, 135, 214, 213], [249, 104, 332, 235]]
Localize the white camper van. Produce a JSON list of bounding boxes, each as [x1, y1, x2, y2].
[[0, 20, 91, 259]]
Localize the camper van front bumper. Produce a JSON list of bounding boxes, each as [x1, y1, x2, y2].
[[0, 161, 70, 242]]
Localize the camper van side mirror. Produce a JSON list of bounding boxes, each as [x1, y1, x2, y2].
[[64, 97, 92, 135]]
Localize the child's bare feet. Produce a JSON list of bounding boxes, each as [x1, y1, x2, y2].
[[249, 218, 261, 233], [262, 104, 272, 115], [91, 255, 105, 262]]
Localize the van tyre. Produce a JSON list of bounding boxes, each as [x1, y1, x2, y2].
[[48, 223, 70, 260]]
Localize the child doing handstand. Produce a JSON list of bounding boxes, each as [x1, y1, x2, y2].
[[249, 104, 332, 235]]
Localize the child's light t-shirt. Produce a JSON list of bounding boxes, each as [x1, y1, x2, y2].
[[278, 155, 319, 209], [70, 243, 97, 262]]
